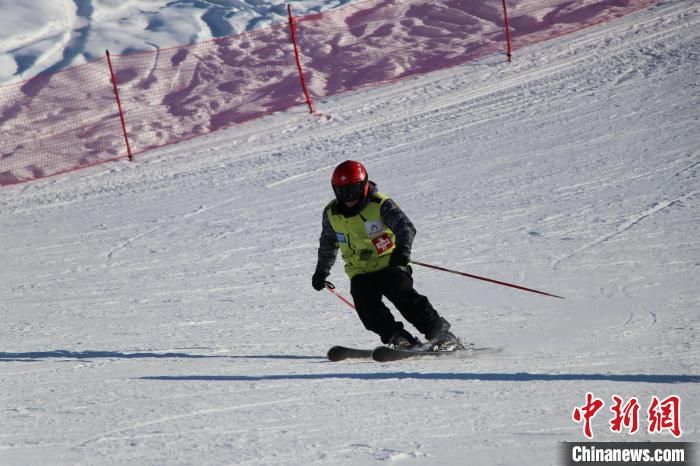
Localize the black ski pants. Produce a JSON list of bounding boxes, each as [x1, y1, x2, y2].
[[350, 266, 445, 343]]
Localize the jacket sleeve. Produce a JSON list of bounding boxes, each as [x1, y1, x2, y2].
[[315, 207, 339, 276], [380, 198, 416, 258]]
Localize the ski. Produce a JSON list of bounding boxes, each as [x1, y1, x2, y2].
[[371, 345, 502, 362], [327, 345, 374, 361], [328, 344, 503, 362]]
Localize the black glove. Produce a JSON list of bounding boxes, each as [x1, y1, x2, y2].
[[388, 251, 410, 267], [312, 270, 328, 291]]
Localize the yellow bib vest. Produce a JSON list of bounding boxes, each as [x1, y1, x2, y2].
[[326, 193, 396, 278]]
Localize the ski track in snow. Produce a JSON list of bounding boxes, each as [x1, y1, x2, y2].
[[553, 190, 700, 270], [1, 1, 699, 464]]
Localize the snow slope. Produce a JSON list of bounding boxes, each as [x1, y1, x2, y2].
[[1, 0, 698, 464]]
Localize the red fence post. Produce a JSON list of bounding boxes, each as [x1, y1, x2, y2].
[[287, 5, 315, 114], [501, 0, 513, 62], [106, 49, 133, 161]]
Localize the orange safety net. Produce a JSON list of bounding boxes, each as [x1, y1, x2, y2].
[[0, 0, 655, 186]]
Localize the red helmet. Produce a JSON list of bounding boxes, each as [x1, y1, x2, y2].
[[331, 160, 369, 203]]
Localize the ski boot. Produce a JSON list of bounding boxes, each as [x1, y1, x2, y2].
[[388, 329, 420, 350], [426, 318, 465, 352], [431, 331, 465, 351]]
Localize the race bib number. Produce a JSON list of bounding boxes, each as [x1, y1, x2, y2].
[[372, 233, 394, 254]]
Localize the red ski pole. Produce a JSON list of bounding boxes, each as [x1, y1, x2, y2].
[[324, 281, 356, 309], [410, 260, 564, 299]]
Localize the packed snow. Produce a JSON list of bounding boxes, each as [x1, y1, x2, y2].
[[1, 0, 698, 464]]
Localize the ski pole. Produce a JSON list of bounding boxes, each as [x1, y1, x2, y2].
[[324, 281, 356, 309], [410, 260, 565, 299]]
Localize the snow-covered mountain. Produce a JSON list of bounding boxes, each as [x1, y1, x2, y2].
[[0, 0, 354, 84], [1, 0, 698, 465]]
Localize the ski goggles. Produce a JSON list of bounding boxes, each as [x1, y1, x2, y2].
[[333, 181, 366, 202]]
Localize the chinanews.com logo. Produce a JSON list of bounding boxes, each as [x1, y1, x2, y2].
[[572, 393, 681, 439], [563, 392, 696, 465]]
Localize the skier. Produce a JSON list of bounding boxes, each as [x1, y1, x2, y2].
[[312, 160, 464, 351]]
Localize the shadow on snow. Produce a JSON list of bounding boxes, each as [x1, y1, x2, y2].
[[0, 350, 320, 362], [140, 372, 700, 384], [5, 352, 697, 384]]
